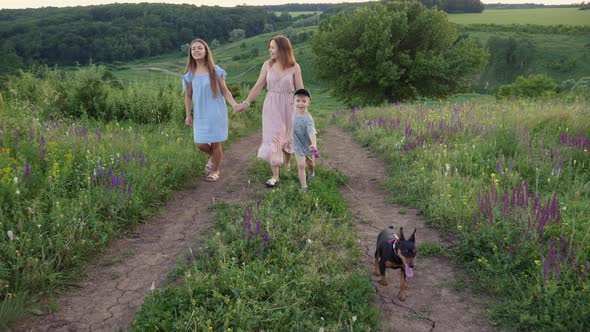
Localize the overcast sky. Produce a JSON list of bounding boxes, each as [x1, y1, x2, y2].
[[0, 0, 579, 10]]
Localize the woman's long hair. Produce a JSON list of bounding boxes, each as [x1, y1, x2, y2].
[[269, 35, 296, 68], [185, 39, 219, 98]]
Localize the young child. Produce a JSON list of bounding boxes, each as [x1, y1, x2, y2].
[[292, 88, 317, 191]]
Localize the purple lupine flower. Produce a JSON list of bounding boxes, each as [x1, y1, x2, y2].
[[24, 162, 31, 178], [496, 158, 503, 174], [405, 122, 413, 137], [39, 137, 46, 161], [543, 240, 555, 286]]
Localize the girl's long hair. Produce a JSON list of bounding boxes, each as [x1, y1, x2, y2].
[[269, 35, 296, 69], [185, 39, 219, 98]]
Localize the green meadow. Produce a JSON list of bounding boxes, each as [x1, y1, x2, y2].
[[448, 8, 590, 26], [3, 4, 590, 330], [331, 98, 590, 330], [468, 30, 590, 84]]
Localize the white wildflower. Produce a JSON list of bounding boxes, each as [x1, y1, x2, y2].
[[7, 230, 14, 241], [15, 189, 20, 195], [13, 177, 18, 184]]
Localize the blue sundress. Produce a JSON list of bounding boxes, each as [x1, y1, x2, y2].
[[182, 65, 228, 143]]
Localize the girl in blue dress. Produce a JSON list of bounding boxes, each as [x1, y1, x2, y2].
[[183, 39, 238, 182]]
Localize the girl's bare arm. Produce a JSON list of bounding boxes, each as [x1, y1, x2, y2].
[[218, 77, 238, 107], [184, 84, 193, 125]]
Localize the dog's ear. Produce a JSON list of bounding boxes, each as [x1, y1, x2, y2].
[[409, 229, 416, 242], [399, 227, 405, 241]]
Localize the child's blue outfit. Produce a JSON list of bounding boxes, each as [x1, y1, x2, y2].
[[292, 112, 316, 157], [182, 65, 228, 144]]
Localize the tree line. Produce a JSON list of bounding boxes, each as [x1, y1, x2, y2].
[[0, 3, 291, 75]]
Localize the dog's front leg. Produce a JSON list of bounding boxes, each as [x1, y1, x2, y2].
[[398, 269, 407, 301]]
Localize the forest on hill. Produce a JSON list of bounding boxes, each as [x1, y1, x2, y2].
[[0, 3, 291, 74]]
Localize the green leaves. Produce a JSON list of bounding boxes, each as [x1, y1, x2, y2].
[[313, 2, 488, 106]]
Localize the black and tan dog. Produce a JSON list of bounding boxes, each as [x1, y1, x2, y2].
[[374, 226, 416, 301]]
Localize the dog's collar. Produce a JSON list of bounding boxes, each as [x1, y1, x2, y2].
[[388, 236, 399, 256]]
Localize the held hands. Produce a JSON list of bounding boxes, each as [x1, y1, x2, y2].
[[232, 101, 250, 114], [232, 104, 245, 114]]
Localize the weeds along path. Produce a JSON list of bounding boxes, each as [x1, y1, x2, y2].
[[322, 126, 495, 332], [15, 134, 260, 332]]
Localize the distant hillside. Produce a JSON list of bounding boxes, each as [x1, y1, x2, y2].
[[112, 27, 319, 87], [484, 3, 580, 9], [114, 19, 590, 94], [262, 3, 335, 11], [0, 3, 291, 74]]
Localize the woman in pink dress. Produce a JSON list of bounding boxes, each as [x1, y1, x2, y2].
[[234, 35, 304, 187]]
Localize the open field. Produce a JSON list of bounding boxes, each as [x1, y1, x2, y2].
[[449, 8, 590, 26], [275, 11, 319, 17]]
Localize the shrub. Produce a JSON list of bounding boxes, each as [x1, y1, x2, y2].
[[495, 74, 557, 99]]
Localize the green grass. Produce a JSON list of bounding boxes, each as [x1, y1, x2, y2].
[[130, 160, 378, 331], [449, 8, 590, 26], [0, 65, 262, 327], [466, 29, 590, 84], [332, 98, 590, 330]]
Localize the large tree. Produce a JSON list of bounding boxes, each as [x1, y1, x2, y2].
[[313, 2, 487, 106]]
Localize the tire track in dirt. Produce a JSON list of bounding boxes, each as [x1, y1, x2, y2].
[[14, 133, 260, 332], [322, 126, 495, 332]]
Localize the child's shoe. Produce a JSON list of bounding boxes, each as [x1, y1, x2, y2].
[[301, 186, 308, 192], [309, 172, 316, 181]]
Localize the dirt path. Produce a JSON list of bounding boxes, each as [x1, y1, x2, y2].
[[322, 126, 494, 332], [14, 134, 260, 332], [14, 125, 494, 331]]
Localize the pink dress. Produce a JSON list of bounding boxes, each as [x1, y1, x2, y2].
[[257, 65, 296, 166]]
